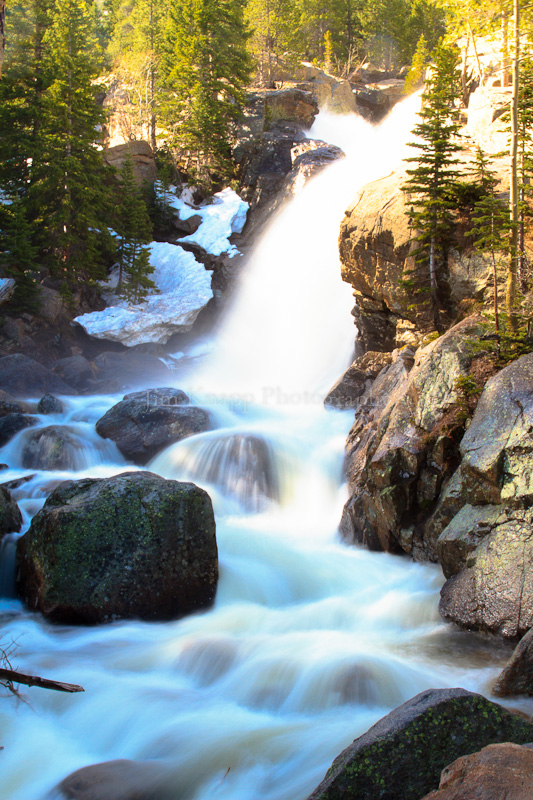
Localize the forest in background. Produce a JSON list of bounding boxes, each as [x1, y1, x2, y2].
[[0, 0, 533, 344]]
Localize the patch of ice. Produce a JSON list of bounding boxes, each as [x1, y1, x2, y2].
[[74, 242, 213, 347], [161, 185, 248, 257]]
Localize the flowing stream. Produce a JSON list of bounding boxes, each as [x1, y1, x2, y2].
[[0, 98, 518, 800]]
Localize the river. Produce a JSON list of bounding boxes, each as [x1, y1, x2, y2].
[[0, 96, 516, 800]]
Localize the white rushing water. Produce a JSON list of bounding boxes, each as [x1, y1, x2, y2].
[[0, 98, 516, 800]]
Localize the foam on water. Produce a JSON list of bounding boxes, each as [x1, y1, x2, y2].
[[0, 96, 517, 800]]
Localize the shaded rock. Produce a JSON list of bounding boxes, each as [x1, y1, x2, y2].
[[325, 351, 392, 410], [2, 317, 33, 347], [20, 426, 83, 471], [0, 413, 36, 447], [439, 507, 533, 639], [437, 503, 503, 579], [0, 486, 22, 537], [52, 356, 96, 392], [39, 287, 67, 325], [306, 688, 533, 800], [96, 388, 210, 465], [421, 742, 533, 800], [340, 318, 483, 560], [37, 394, 64, 415], [91, 350, 172, 393], [17, 471, 218, 624], [172, 211, 203, 235], [493, 628, 533, 696], [0, 354, 75, 397], [54, 759, 169, 800], [0, 390, 31, 417], [103, 140, 157, 186]]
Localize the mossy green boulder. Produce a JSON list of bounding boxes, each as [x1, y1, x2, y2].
[[16, 471, 218, 624], [306, 688, 533, 800]]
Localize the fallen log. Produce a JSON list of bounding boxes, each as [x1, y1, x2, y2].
[[0, 667, 84, 693]]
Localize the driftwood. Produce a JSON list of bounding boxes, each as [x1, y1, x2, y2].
[[0, 667, 84, 693]]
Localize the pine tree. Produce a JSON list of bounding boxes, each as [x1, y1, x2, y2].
[[160, 0, 252, 182], [403, 44, 463, 327], [27, 0, 113, 281], [114, 154, 155, 303], [469, 148, 510, 332], [0, 199, 41, 311], [404, 34, 429, 94]]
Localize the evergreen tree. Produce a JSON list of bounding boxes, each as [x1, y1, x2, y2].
[[404, 34, 429, 94], [0, 199, 41, 311], [27, 0, 113, 281], [469, 147, 510, 332], [403, 44, 463, 327], [246, 0, 300, 82], [161, 0, 252, 182], [114, 154, 155, 303]]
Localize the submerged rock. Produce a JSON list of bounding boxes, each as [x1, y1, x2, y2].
[[54, 758, 169, 800], [20, 426, 83, 471], [422, 742, 533, 800], [95, 388, 211, 465], [306, 688, 533, 800], [17, 471, 218, 624], [0, 486, 22, 537]]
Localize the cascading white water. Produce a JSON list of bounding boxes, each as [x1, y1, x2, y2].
[[0, 98, 521, 800]]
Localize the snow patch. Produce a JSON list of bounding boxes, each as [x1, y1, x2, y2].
[[165, 186, 248, 257], [74, 242, 213, 347]]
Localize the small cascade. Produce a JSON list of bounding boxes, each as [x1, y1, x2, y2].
[[151, 430, 281, 512]]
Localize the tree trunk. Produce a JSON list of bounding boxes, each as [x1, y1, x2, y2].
[[507, 0, 519, 330], [0, 0, 6, 79], [502, 10, 510, 87]]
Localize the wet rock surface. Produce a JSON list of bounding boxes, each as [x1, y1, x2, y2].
[[0, 353, 75, 397], [494, 628, 533, 697], [95, 387, 211, 465], [0, 485, 22, 537], [17, 471, 218, 624], [306, 688, 533, 800]]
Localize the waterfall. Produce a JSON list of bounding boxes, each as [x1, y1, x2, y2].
[[0, 97, 513, 800]]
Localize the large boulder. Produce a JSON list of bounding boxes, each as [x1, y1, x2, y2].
[[95, 388, 211, 465], [263, 88, 318, 129], [53, 759, 169, 800], [436, 353, 533, 638], [91, 350, 173, 393], [16, 471, 218, 624], [493, 628, 533, 697], [306, 688, 533, 800], [422, 743, 533, 800], [0, 354, 75, 397], [340, 317, 485, 560], [293, 63, 357, 114], [37, 394, 64, 415], [0, 486, 22, 537], [52, 355, 96, 392]]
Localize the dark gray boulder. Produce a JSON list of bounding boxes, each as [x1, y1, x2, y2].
[[0, 486, 22, 537], [95, 388, 210, 465], [17, 471, 218, 624], [52, 355, 96, 392], [306, 688, 533, 800], [0, 413, 36, 447], [37, 395, 64, 415], [0, 354, 75, 396]]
